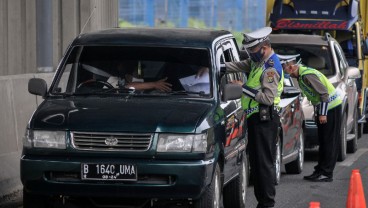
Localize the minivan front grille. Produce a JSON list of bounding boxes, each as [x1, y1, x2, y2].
[[71, 132, 153, 151]]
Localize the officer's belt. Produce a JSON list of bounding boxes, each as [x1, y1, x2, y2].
[[245, 106, 259, 115], [245, 105, 279, 115]]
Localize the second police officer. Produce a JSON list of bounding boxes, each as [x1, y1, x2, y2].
[[225, 27, 284, 208], [277, 54, 342, 182]]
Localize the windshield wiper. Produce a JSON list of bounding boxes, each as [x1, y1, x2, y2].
[[96, 87, 136, 94], [169, 90, 208, 96], [56, 88, 136, 97]]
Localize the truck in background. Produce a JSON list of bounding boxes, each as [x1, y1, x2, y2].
[[266, 0, 368, 134]]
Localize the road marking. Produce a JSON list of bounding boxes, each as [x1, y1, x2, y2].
[[339, 148, 368, 167]]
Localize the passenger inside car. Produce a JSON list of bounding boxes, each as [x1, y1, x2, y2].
[[160, 62, 210, 93], [106, 60, 172, 92]]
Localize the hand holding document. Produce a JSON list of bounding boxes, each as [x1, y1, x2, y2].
[[179, 72, 210, 94]]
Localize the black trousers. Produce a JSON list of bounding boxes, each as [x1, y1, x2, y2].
[[248, 110, 280, 208], [315, 104, 342, 177]]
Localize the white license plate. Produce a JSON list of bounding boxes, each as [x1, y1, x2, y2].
[[81, 163, 137, 181]]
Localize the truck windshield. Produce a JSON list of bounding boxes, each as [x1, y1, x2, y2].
[[51, 46, 212, 97], [273, 45, 334, 77]]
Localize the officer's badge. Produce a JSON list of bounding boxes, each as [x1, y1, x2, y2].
[[267, 76, 274, 83], [266, 71, 275, 76], [267, 59, 274, 67], [267, 71, 275, 83]]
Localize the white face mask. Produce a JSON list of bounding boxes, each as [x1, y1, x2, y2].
[[132, 77, 144, 82]]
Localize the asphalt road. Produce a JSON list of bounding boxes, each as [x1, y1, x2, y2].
[[2, 135, 368, 208], [245, 134, 368, 208]]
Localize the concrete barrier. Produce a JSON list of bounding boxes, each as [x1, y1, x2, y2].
[[0, 73, 54, 197]]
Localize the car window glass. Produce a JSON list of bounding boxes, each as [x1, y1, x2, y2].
[[273, 45, 334, 77], [215, 42, 245, 101], [51, 46, 212, 97]]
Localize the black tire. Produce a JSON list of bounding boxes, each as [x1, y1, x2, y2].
[[223, 153, 248, 208], [194, 164, 222, 208], [358, 123, 363, 138], [285, 129, 304, 174], [347, 108, 358, 153], [23, 190, 49, 208], [337, 113, 347, 162], [275, 137, 281, 185]]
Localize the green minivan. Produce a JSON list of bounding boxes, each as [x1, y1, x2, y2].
[[22, 28, 248, 208]]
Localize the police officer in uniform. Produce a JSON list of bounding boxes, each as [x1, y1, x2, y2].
[[278, 54, 342, 182], [226, 27, 284, 208]]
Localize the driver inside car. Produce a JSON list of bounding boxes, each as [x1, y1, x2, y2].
[[107, 60, 172, 92]]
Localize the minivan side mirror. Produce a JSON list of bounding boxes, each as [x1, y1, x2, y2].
[[28, 78, 47, 97], [223, 83, 242, 101], [347, 66, 361, 79]]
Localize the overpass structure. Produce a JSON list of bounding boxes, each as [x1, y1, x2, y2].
[[0, 0, 118, 198]]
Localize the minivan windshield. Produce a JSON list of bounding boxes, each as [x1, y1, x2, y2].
[[273, 45, 334, 77], [51, 46, 212, 97]]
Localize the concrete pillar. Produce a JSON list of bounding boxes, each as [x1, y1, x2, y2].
[[61, 0, 80, 55], [36, 0, 53, 73], [52, 0, 62, 69], [7, 0, 24, 75], [0, 1, 8, 76], [25, 1, 37, 74], [0, 0, 118, 76]]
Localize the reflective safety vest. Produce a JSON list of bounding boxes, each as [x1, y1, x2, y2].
[[298, 65, 342, 110], [241, 54, 284, 118]]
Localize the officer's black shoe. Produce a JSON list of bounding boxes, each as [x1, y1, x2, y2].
[[303, 171, 322, 180], [256, 204, 274, 208], [304, 172, 333, 182], [310, 174, 333, 182]]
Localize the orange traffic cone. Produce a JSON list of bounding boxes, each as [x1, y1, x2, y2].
[[309, 201, 320, 208], [346, 169, 366, 208]]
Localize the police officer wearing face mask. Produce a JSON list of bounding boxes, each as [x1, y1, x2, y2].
[[225, 27, 284, 208], [278, 54, 342, 182]]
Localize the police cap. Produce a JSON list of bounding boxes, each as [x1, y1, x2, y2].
[[277, 54, 301, 64], [242, 27, 272, 49]]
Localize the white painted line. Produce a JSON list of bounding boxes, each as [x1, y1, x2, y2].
[[339, 148, 368, 167]]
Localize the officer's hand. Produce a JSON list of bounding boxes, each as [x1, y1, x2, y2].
[[154, 77, 172, 92], [195, 67, 209, 78], [231, 80, 243, 86], [319, 115, 327, 124]]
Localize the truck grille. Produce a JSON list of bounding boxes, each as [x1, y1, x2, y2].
[[71, 132, 153, 151]]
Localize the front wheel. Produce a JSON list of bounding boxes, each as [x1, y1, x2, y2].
[[194, 164, 222, 208], [223, 153, 248, 208], [337, 113, 347, 161]]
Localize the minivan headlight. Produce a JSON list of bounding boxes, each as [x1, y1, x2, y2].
[[23, 129, 66, 149], [157, 133, 207, 153]]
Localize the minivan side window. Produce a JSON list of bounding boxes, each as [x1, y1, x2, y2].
[[216, 39, 246, 95], [52, 46, 82, 93]]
